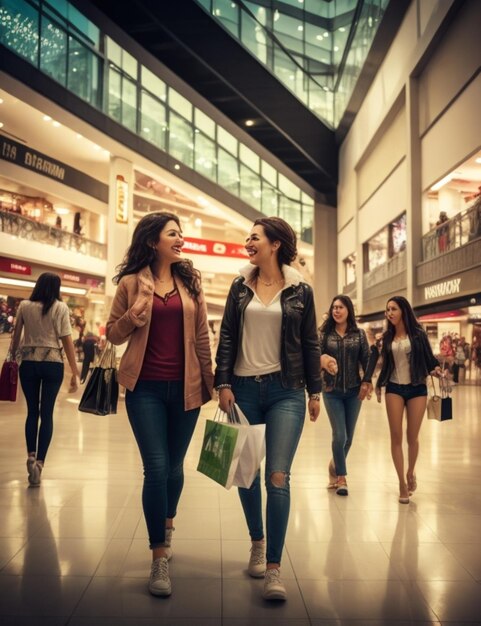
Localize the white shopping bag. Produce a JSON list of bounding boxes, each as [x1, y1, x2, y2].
[[231, 403, 266, 489]]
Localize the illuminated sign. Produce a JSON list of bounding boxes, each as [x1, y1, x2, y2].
[[115, 175, 128, 223]]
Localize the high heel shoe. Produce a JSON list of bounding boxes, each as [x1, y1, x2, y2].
[[398, 495, 410, 504], [399, 483, 410, 504], [407, 473, 417, 494]]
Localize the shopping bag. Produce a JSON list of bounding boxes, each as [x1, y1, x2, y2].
[[427, 376, 452, 421], [0, 357, 18, 402], [78, 342, 118, 415], [197, 404, 265, 489]]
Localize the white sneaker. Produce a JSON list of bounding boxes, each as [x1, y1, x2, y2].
[[148, 557, 171, 596], [263, 567, 287, 600], [247, 542, 265, 578], [164, 527, 174, 561]]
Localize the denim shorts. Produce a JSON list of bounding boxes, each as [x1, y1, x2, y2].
[[386, 381, 427, 402]]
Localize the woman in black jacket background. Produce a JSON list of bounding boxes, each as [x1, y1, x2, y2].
[[375, 296, 442, 503], [319, 295, 378, 496]]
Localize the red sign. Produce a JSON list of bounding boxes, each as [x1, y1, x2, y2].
[[183, 237, 248, 259], [0, 256, 32, 275], [61, 272, 104, 289]]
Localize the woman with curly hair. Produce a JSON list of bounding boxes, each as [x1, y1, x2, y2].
[[375, 296, 442, 504], [107, 212, 214, 597]]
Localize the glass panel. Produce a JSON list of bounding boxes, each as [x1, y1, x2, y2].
[[261, 183, 278, 215], [140, 91, 167, 150], [0, 0, 39, 64], [240, 9, 267, 64], [107, 65, 122, 122], [301, 203, 313, 243], [122, 76, 137, 131], [240, 164, 261, 211], [40, 15, 67, 84], [279, 196, 301, 236], [218, 147, 239, 196], [68, 36, 100, 107], [279, 173, 300, 200], [105, 35, 121, 66], [67, 2, 99, 48], [213, 0, 238, 37], [169, 111, 194, 167], [274, 13, 303, 56], [195, 108, 215, 136], [195, 131, 217, 181], [122, 48, 137, 78], [261, 160, 277, 187], [239, 144, 259, 172], [217, 127, 237, 156], [141, 66, 166, 101], [169, 88, 192, 122]]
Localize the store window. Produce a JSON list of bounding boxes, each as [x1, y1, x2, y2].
[[0, 0, 39, 63], [140, 91, 167, 150], [363, 212, 406, 273], [169, 111, 194, 168], [343, 253, 356, 287], [218, 148, 239, 196]]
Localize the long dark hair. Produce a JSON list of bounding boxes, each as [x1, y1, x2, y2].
[[383, 295, 423, 354], [113, 212, 201, 297], [320, 294, 358, 336], [253, 216, 297, 270], [30, 272, 62, 315]]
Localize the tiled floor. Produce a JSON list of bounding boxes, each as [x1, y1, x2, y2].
[[0, 349, 480, 625]]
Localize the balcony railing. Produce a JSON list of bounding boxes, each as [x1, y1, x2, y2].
[[0, 210, 107, 260], [363, 250, 407, 302], [422, 202, 481, 262]]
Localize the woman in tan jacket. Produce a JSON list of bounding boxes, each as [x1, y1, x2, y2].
[[107, 212, 213, 597]]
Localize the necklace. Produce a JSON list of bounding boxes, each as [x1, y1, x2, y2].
[[257, 274, 284, 287]]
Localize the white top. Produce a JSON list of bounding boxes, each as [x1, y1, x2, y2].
[[16, 300, 72, 362], [233, 263, 304, 377], [390, 337, 411, 384]]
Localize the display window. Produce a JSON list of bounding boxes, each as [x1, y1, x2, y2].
[[363, 212, 406, 273]]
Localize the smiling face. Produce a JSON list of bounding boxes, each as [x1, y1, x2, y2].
[[386, 300, 403, 327], [331, 299, 348, 326], [154, 219, 184, 263], [245, 224, 279, 266]]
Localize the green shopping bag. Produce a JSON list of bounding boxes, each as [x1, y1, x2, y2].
[[197, 405, 265, 489]]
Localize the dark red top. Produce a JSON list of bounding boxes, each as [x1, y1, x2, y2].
[[138, 289, 184, 381]]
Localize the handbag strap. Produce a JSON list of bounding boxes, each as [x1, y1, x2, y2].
[[98, 341, 116, 369], [430, 374, 450, 398]]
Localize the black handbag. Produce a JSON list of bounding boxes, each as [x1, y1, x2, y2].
[[78, 342, 118, 415]]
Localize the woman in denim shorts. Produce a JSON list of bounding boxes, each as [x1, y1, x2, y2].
[[375, 296, 442, 503]]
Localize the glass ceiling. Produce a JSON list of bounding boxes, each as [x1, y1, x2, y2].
[[195, 0, 390, 128]]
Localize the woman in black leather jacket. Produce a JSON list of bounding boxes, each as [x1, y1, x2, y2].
[[375, 296, 442, 504], [215, 216, 321, 602], [319, 295, 378, 496]]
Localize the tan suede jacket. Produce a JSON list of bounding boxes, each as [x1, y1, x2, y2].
[[106, 266, 214, 410]]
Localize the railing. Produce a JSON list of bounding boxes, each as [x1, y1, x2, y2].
[[342, 281, 357, 300], [0, 210, 107, 260], [422, 202, 481, 261], [364, 249, 406, 289]]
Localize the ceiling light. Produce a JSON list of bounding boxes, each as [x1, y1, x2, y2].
[[0, 277, 36, 289], [194, 217, 202, 227], [174, 164, 180, 170], [245, 119, 254, 127], [61, 286, 87, 295], [54, 207, 70, 215], [297, 25, 303, 32], [76, 133, 82, 139], [0, 122, 3, 129], [475, 157, 481, 164], [143, 127, 150, 133], [52, 121, 61, 127], [339, 27, 346, 32], [43, 115, 52, 122], [0, 98, 4, 104], [316, 34, 323, 40], [323, 32, 329, 37]]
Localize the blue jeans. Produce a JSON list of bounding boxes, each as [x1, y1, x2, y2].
[[322, 387, 361, 477], [125, 380, 200, 549], [19, 360, 64, 462], [232, 373, 306, 565]]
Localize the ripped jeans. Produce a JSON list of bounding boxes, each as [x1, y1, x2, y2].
[[232, 373, 305, 564]]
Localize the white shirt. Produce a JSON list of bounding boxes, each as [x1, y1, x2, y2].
[[390, 337, 411, 384]]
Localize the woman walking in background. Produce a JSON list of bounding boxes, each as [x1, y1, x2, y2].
[[215, 216, 321, 601], [319, 295, 378, 496], [375, 296, 442, 503], [10, 273, 79, 487], [107, 212, 213, 597]]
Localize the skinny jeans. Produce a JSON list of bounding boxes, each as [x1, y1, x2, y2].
[[322, 387, 361, 477]]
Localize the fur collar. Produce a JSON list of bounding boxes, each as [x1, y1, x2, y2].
[[239, 263, 303, 288]]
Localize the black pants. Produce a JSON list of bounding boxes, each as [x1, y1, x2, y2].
[[19, 361, 64, 462]]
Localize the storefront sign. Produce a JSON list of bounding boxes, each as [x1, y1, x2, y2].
[[61, 272, 104, 289], [0, 136, 108, 202], [183, 237, 248, 259], [115, 175, 129, 223], [0, 256, 31, 275], [424, 278, 461, 300]]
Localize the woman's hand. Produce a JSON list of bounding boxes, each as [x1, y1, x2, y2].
[[430, 366, 443, 378], [308, 397, 320, 422], [358, 382, 373, 401], [218, 387, 235, 413], [321, 354, 338, 375], [130, 294, 149, 323], [68, 374, 78, 393]]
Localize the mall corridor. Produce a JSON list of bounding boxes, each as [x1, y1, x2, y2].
[[0, 346, 480, 624]]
